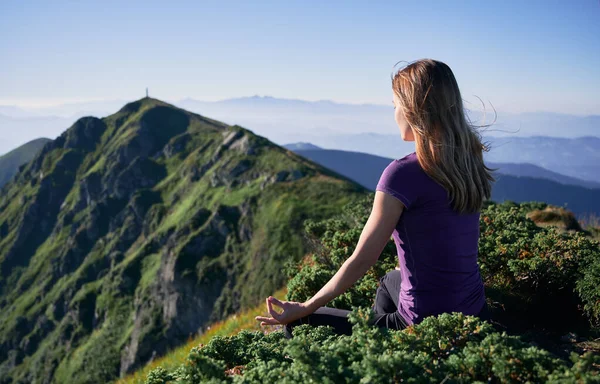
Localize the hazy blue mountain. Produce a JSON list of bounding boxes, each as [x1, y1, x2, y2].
[[179, 96, 600, 135], [290, 148, 600, 216], [283, 142, 322, 151], [283, 134, 600, 184], [287, 144, 600, 189], [0, 138, 52, 187], [289, 149, 392, 190], [485, 136, 600, 183], [490, 174, 600, 217], [487, 162, 600, 189]]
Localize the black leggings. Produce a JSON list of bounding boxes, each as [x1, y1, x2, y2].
[[284, 269, 491, 338]]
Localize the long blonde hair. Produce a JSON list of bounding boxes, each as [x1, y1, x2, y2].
[[392, 59, 494, 214]]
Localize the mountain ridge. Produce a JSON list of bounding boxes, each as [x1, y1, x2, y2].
[[0, 97, 366, 383], [284, 144, 600, 189], [285, 147, 600, 216]]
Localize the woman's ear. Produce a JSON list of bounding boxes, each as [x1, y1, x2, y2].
[[405, 125, 416, 142]]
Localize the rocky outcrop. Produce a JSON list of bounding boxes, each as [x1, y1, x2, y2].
[[163, 133, 191, 159], [237, 200, 254, 242], [64, 117, 107, 151], [211, 128, 251, 161], [229, 134, 256, 155], [21, 117, 105, 181], [57, 199, 116, 276], [108, 190, 163, 254], [255, 168, 307, 190], [222, 130, 244, 148], [210, 159, 255, 188], [76, 171, 103, 211], [183, 130, 256, 188], [112, 157, 166, 200], [119, 206, 237, 375], [229, 159, 252, 179]]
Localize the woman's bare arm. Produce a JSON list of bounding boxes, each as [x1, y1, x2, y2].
[[304, 191, 404, 312]]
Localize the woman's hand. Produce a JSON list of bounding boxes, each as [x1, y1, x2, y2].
[[255, 296, 314, 326]]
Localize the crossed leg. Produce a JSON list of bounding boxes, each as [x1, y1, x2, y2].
[[284, 269, 407, 338]]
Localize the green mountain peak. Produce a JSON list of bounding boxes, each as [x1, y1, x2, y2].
[[0, 99, 366, 383]]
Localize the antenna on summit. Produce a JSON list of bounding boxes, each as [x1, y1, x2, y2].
[[146, 88, 149, 98]]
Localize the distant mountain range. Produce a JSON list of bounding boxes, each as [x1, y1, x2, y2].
[[284, 145, 600, 217], [486, 162, 600, 189], [1, 95, 598, 156], [484, 136, 600, 183], [2, 96, 597, 185], [285, 134, 600, 184]]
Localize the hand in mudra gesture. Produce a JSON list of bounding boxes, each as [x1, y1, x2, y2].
[[255, 296, 314, 326]]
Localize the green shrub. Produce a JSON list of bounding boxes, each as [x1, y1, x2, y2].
[[145, 310, 600, 383], [576, 255, 600, 324], [144, 367, 174, 384], [479, 202, 600, 328]]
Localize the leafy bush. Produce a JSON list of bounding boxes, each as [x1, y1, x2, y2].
[[144, 310, 600, 383], [144, 198, 600, 383], [479, 202, 600, 329]]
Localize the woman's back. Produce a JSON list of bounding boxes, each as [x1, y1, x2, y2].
[[377, 152, 486, 325], [269, 59, 493, 339]]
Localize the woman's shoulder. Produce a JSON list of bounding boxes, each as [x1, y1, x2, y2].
[[396, 151, 418, 164], [376, 152, 427, 209], [383, 152, 421, 176]]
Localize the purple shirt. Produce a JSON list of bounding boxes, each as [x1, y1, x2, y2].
[[376, 152, 485, 325]]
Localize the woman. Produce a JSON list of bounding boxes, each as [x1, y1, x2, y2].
[[255, 59, 494, 337]]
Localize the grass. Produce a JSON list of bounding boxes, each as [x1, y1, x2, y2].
[[117, 286, 288, 384], [0, 224, 72, 335], [159, 181, 209, 231], [138, 253, 162, 290], [84, 155, 106, 177]]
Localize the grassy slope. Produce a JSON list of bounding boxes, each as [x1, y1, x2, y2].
[[0, 98, 367, 383], [117, 286, 288, 384]]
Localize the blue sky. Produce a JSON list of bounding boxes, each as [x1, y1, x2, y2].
[[1, 0, 599, 114]]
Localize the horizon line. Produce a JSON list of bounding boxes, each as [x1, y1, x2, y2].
[[0, 95, 598, 118]]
